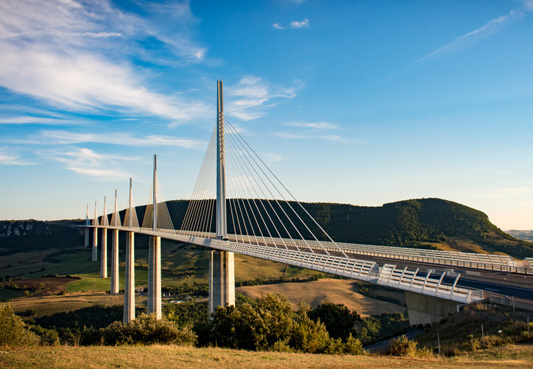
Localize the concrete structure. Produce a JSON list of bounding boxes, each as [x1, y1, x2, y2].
[[92, 201, 98, 262], [209, 250, 235, 314], [148, 236, 161, 318], [147, 155, 162, 319], [84, 204, 89, 247], [111, 229, 119, 294], [110, 190, 119, 295], [123, 178, 135, 323], [209, 80, 235, 315], [405, 291, 461, 326], [100, 228, 107, 278], [124, 231, 135, 323], [100, 197, 108, 278]]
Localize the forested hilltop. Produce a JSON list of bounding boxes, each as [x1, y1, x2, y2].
[[1, 198, 532, 259]]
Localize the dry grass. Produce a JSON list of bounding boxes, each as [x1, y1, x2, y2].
[[1, 344, 532, 369], [6, 292, 144, 318], [237, 278, 405, 317]]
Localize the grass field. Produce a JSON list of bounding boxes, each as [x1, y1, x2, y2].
[[237, 278, 405, 317], [7, 292, 146, 318], [1, 343, 532, 368]]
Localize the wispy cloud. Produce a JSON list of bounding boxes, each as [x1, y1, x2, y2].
[[416, 2, 533, 63], [0, 148, 33, 166], [40, 147, 132, 180], [284, 122, 339, 129], [5, 130, 207, 149], [0, 116, 79, 125], [274, 132, 310, 139], [263, 153, 283, 162], [291, 18, 310, 29], [0, 0, 209, 124], [274, 131, 363, 143], [272, 18, 310, 30], [226, 76, 303, 120]]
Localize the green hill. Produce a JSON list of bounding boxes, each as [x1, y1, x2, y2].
[[1, 198, 531, 260]]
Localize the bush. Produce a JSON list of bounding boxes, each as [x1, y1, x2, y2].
[[384, 335, 431, 358], [0, 304, 39, 346], [29, 325, 60, 345], [102, 313, 196, 346]]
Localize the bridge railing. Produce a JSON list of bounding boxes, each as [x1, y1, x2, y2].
[[377, 264, 483, 303], [93, 226, 533, 275], [243, 235, 531, 275], [96, 226, 533, 275], [152, 232, 484, 304]]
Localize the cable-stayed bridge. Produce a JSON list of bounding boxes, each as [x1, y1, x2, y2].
[[85, 81, 533, 325]]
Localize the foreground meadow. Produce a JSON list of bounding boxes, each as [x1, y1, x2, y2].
[[1, 343, 533, 369]]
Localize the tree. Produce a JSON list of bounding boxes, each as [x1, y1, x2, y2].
[[309, 301, 360, 341], [0, 304, 39, 346]]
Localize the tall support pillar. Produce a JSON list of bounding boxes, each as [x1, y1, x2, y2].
[[100, 197, 108, 278], [84, 204, 89, 247], [209, 250, 235, 315], [111, 229, 119, 294], [209, 80, 235, 315], [110, 190, 119, 295], [100, 228, 108, 278], [92, 201, 98, 262], [123, 178, 135, 323], [148, 154, 162, 319], [148, 236, 161, 318], [123, 231, 135, 323]]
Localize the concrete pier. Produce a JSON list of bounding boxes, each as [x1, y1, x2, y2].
[[84, 228, 89, 248], [147, 236, 161, 319], [92, 227, 98, 262], [405, 291, 461, 326], [100, 228, 107, 278], [110, 229, 119, 294], [208, 250, 235, 315], [123, 231, 135, 323]]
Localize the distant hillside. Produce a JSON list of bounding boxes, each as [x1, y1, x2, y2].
[[0, 220, 84, 256], [507, 230, 533, 242], [1, 198, 532, 259]]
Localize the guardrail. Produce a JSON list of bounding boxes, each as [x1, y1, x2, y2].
[[158, 232, 484, 304], [92, 226, 533, 275]]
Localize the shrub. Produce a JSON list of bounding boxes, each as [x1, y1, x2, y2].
[[0, 304, 39, 346], [29, 325, 60, 345], [101, 313, 196, 346]]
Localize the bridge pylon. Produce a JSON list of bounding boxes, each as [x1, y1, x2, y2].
[[110, 189, 119, 295], [124, 178, 136, 323], [209, 80, 235, 315], [147, 154, 162, 319], [100, 196, 108, 278], [84, 204, 89, 247], [92, 201, 98, 262]]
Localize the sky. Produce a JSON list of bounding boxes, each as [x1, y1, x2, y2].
[[1, 0, 532, 230]]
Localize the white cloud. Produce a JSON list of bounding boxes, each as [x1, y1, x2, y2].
[[284, 122, 339, 129], [0, 148, 33, 166], [0, 116, 78, 125], [41, 147, 132, 180], [290, 18, 310, 29], [263, 153, 283, 162], [226, 76, 302, 121], [0, 0, 210, 124], [3, 130, 207, 149], [39, 130, 207, 149], [274, 132, 310, 139], [273, 18, 310, 30], [417, 3, 533, 63]]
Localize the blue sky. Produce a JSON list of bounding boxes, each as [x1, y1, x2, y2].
[[1, 0, 532, 230]]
